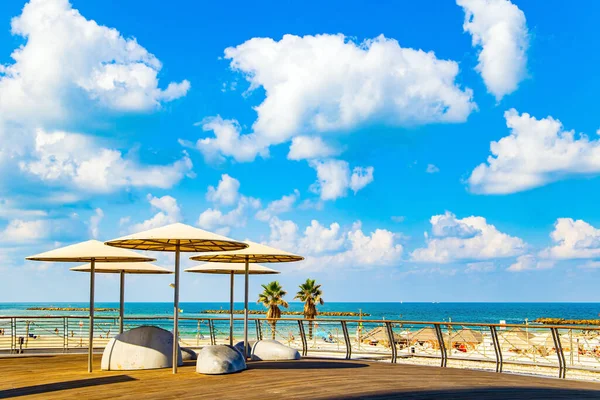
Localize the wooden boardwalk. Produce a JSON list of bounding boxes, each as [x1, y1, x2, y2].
[[1, 354, 600, 399]]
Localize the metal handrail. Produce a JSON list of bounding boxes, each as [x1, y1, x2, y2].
[[4, 315, 600, 380], [5, 315, 600, 330]]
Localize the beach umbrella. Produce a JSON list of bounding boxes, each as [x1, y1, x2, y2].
[[184, 262, 280, 346], [450, 328, 484, 351], [451, 328, 484, 344], [409, 327, 449, 349], [505, 327, 536, 340], [190, 240, 303, 358], [70, 262, 172, 334], [104, 223, 247, 373], [498, 328, 536, 351], [360, 326, 404, 346], [26, 240, 154, 373]]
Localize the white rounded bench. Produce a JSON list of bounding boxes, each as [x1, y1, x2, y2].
[[101, 326, 182, 371], [196, 345, 246, 375]]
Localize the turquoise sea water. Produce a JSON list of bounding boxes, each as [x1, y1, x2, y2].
[[2, 302, 599, 324]]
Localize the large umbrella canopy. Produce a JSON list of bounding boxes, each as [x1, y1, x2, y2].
[[71, 262, 172, 334], [105, 223, 247, 374], [26, 240, 154, 262], [190, 241, 303, 263], [190, 240, 303, 358], [185, 262, 280, 274], [185, 262, 279, 345], [105, 222, 248, 252], [26, 240, 154, 373]]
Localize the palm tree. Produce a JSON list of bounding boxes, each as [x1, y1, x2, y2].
[[295, 278, 324, 339], [257, 281, 289, 339]]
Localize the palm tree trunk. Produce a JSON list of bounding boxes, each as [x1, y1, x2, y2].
[[308, 320, 314, 340], [270, 320, 277, 339]]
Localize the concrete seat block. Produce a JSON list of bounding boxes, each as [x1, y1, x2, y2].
[[101, 326, 182, 371], [251, 339, 301, 361], [196, 345, 247, 375]]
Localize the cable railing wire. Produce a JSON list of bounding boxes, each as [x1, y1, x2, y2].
[[3, 315, 600, 379]]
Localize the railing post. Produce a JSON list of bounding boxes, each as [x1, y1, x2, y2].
[[340, 321, 352, 360], [255, 319, 261, 341], [11, 317, 16, 354], [63, 317, 67, 353], [196, 320, 200, 346], [385, 322, 397, 363], [297, 320, 307, 357], [551, 327, 566, 379], [490, 325, 503, 373], [433, 324, 447, 367], [208, 319, 215, 345]]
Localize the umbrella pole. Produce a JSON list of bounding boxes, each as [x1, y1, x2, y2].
[[119, 271, 125, 334], [244, 256, 249, 359], [173, 243, 180, 374], [230, 271, 234, 346], [88, 258, 95, 373]]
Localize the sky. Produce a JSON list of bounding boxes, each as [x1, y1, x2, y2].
[[1, 0, 600, 303]]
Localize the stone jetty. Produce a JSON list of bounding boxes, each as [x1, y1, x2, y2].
[[534, 318, 600, 325], [27, 306, 118, 312], [201, 310, 369, 317]]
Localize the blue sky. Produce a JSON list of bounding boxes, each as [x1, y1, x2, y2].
[[1, 0, 600, 303]]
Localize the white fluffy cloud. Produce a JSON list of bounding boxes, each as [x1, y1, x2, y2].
[[198, 175, 260, 235], [309, 160, 374, 201], [0, 0, 190, 194], [298, 221, 346, 254], [0, 219, 50, 242], [198, 197, 260, 236], [183, 117, 268, 164], [541, 218, 600, 260], [411, 211, 526, 262], [426, 164, 440, 174], [193, 33, 475, 163], [89, 208, 103, 239], [458, 0, 528, 100], [19, 129, 193, 193], [128, 194, 181, 233], [267, 217, 300, 252], [0, 0, 189, 120], [255, 190, 299, 222], [267, 218, 403, 270], [206, 174, 240, 206], [507, 255, 554, 272], [287, 136, 339, 161], [0, 198, 47, 219], [468, 109, 600, 194]]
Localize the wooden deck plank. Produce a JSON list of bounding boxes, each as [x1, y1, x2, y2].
[[1, 354, 600, 399]]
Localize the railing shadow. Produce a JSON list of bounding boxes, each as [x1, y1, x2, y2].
[[0, 375, 137, 399], [247, 359, 369, 370], [329, 387, 600, 400]]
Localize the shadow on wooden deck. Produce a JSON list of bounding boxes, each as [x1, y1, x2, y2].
[[2, 354, 600, 399], [332, 387, 600, 399], [0, 376, 137, 399], [248, 359, 369, 370]]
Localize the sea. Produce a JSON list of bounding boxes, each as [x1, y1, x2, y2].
[[1, 302, 599, 325]]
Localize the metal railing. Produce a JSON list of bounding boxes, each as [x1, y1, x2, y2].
[[2, 315, 600, 380]]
